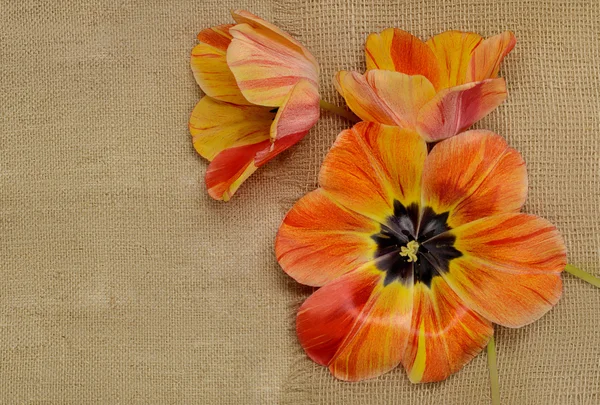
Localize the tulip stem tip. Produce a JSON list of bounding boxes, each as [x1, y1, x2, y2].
[[565, 264, 600, 288], [487, 335, 500, 405], [319, 100, 360, 123]]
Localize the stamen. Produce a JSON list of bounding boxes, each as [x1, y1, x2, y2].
[[399, 240, 420, 263]]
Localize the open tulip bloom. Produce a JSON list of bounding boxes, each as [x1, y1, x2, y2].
[[189, 10, 320, 201], [335, 29, 516, 142], [276, 122, 567, 382], [188, 12, 600, 393]]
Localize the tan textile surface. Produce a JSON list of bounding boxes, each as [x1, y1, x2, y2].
[[1, 0, 599, 403]]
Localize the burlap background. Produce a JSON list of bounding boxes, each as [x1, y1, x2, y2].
[[1, 0, 599, 403]]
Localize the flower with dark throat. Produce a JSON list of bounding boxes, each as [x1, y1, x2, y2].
[[275, 122, 566, 382]]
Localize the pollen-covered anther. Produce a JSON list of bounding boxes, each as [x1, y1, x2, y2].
[[399, 240, 420, 262]]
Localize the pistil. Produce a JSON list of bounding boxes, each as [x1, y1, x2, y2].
[[399, 240, 420, 263]]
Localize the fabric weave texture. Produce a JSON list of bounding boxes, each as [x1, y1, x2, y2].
[[0, 0, 599, 403]]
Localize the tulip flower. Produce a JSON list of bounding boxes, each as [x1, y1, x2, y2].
[[335, 29, 516, 142], [189, 10, 320, 201], [276, 122, 566, 382]]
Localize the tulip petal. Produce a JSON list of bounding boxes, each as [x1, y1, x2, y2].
[[442, 213, 566, 327], [205, 139, 271, 201], [231, 10, 318, 67], [416, 78, 508, 142], [189, 96, 273, 161], [365, 28, 441, 89], [276, 189, 380, 286], [403, 278, 493, 383], [467, 31, 517, 82], [335, 70, 436, 129], [190, 25, 249, 105], [297, 266, 413, 381], [227, 16, 318, 107], [319, 122, 427, 223], [426, 31, 483, 88], [422, 130, 527, 229], [255, 79, 319, 165]]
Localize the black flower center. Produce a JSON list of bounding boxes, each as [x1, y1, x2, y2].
[[371, 200, 462, 287]]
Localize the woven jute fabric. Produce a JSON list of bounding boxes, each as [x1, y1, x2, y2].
[[1, 0, 599, 403]]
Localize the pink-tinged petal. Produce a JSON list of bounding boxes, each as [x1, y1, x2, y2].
[[467, 31, 517, 82], [189, 96, 273, 161], [364, 28, 442, 89], [422, 130, 527, 229], [190, 25, 249, 105], [255, 79, 319, 165], [231, 10, 318, 67], [335, 70, 436, 129], [443, 213, 566, 328], [416, 78, 507, 142], [205, 140, 271, 201], [426, 31, 483, 88], [227, 14, 318, 107], [297, 266, 413, 381], [276, 189, 380, 286]]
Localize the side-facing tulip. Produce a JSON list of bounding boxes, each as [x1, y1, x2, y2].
[[335, 29, 516, 142], [190, 10, 320, 201]]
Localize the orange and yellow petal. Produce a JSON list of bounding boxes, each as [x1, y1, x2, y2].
[[189, 96, 273, 161], [426, 30, 483, 88], [442, 213, 566, 328], [334, 71, 397, 126], [403, 278, 493, 383], [335, 70, 436, 129], [364, 28, 441, 89], [416, 78, 508, 142], [422, 130, 527, 228], [467, 31, 517, 82], [227, 13, 318, 107], [297, 266, 413, 381], [275, 189, 379, 286], [205, 139, 271, 201], [191, 25, 249, 105], [319, 122, 427, 223]]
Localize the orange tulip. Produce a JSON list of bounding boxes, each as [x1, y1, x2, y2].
[[276, 122, 565, 382], [189, 10, 320, 201], [335, 29, 516, 142]]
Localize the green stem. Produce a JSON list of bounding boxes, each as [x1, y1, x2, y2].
[[487, 335, 500, 405], [565, 264, 600, 288], [319, 100, 360, 123]]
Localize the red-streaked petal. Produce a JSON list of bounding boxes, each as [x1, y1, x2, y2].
[[422, 130, 527, 229], [319, 122, 427, 223], [190, 25, 249, 105], [227, 14, 318, 107], [403, 278, 493, 383], [297, 266, 413, 381], [416, 78, 508, 142], [335, 70, 436, 129], [426, 31, 483, 88], [189, 96, 273, 161], [276, 189, 380, 286], [442, 213, 566, 328], [467, 31, 517, 82], [254, 79, 319, 165], [364, 28, 441, 89], [205, 140, 270, 201]]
